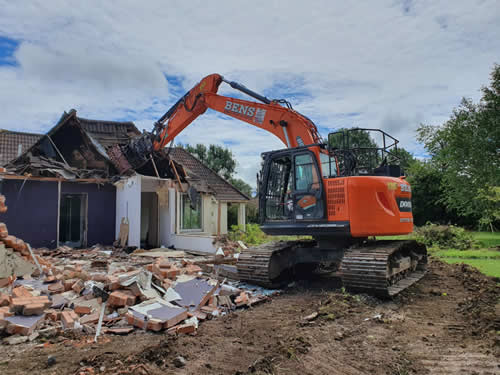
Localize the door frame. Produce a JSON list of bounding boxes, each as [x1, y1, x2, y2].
[[291, 150, 324, 221], [58, 192, 88, 248]]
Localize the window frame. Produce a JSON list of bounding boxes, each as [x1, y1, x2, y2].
[[319, 152, 338, 178], [180, 193, 203, 232], [294, 153, 320, 192]]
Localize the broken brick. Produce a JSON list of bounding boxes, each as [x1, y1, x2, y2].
[[0, 292, 11, 306], [184, 264, 202, 275], [72, 279, 85, 294], [208, 295, 217, 307], [106, 275, 120, 290], [63, 279, 76, 291], [0, 277, 15, 288], [44, 275, 56, 283], [235, 292, 249, 306], [47, 281, 65, 294], [200, 306, 220, 315], [147, 319, 164, 332], [0, 306, 13, 316], [74, 305, 92, 315], [22, 303, 45, 316], [12, 296, 51, 314], [103, 327, 134, 335], [45, 309, 60, 321], [61, 310, 78, 329], [12, 286, 32, 298], [91, 273, 108, 282], [176, 323, 196, 334], [187, 310, 207, 321], [80, 312, 99, 325], [3, 235, 16, 248], [0, 222, 8, 238], [108, 291, 136, 307], [13, 238, 26, 252]]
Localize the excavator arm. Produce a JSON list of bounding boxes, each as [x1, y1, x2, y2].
[[151, 74, 323, 150]]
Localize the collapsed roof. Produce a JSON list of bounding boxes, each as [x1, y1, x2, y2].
[[2, 110, 248, 201]]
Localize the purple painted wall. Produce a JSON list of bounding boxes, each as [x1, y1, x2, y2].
[[1, 180, 58, 248], [61, 182, 116, 246], [0, 179, 116, 249]]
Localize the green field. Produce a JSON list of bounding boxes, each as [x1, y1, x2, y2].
[[440, 258, 500, 278], [470, 231, 500, 248], [378, 231, 500, 278]]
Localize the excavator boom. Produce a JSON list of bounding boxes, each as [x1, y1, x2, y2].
[[152, 74, 322, 150]]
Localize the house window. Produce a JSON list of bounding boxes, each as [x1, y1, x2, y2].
[[181, 194, 202, 231]]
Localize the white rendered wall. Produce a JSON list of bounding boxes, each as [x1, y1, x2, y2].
[[115, 175, 142, 248]]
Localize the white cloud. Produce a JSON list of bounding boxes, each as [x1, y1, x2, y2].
[[0, 0, 498, 185]]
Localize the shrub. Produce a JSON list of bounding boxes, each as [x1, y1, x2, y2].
[[228, 223, 269, 245], [413, 223, 477, 250]]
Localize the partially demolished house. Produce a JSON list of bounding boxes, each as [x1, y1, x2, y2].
[[0, 110, 248, 252]]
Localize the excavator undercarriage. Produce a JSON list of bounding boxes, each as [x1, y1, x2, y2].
[[237, 239, 427, 297]]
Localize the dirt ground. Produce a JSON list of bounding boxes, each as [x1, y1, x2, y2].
[[1, 259, 498, 375]]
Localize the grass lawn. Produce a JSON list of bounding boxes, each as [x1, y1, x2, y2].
[[431, 232, 500, 278], [433, 249, 500, 259], [440, 257, 500, 278], [471, 231, 500, 248]]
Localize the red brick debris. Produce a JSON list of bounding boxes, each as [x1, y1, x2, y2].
[[0, 194, 273, 345]]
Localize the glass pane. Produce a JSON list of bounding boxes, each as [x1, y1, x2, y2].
[[295, 154, 318, 190], [182, 195, 201, 230], [320, 152, 337, 178]]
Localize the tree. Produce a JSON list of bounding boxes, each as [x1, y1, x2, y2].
[[229, 177, 253, 197], [406, 160, 453, 226], [416, 64, 500, 230], [328, 128, 378, 149], [393, 148, 415, 174], [180, 143, 236, 180]]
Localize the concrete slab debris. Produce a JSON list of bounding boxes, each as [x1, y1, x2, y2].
[[173, 278, 218, 311], [0, 247, 37, 278]]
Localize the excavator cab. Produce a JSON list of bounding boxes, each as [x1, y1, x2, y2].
[[259, 147, 326, 223], [259, 128, 405, 237], [259, 144, 333, 235]]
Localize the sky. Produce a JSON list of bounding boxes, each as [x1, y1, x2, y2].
[[0, 1, 498, 187]]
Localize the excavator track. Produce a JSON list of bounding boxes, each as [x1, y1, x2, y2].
[[237, 241, 305, 288], [237, 239, 427, 297], [340, 240, 427, 297]]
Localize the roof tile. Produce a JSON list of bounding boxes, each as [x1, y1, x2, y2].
[[0, 130, 42, 166], [168, 148, 249, 202]]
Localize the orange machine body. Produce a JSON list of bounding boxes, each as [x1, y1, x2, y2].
[[323, 175, 413, 237]]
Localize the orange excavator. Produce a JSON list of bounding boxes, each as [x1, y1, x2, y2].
[[121, 74, 427, 297]]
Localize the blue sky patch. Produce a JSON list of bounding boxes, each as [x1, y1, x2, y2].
[[0, 35, 20, 66], [165, 74, 185, 96]]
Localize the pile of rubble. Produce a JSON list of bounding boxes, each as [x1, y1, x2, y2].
[[0, 195, 273, 345]]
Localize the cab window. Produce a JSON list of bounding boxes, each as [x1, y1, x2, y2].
[[320, 152, 337, 178], [295, 154, 319, 191]]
